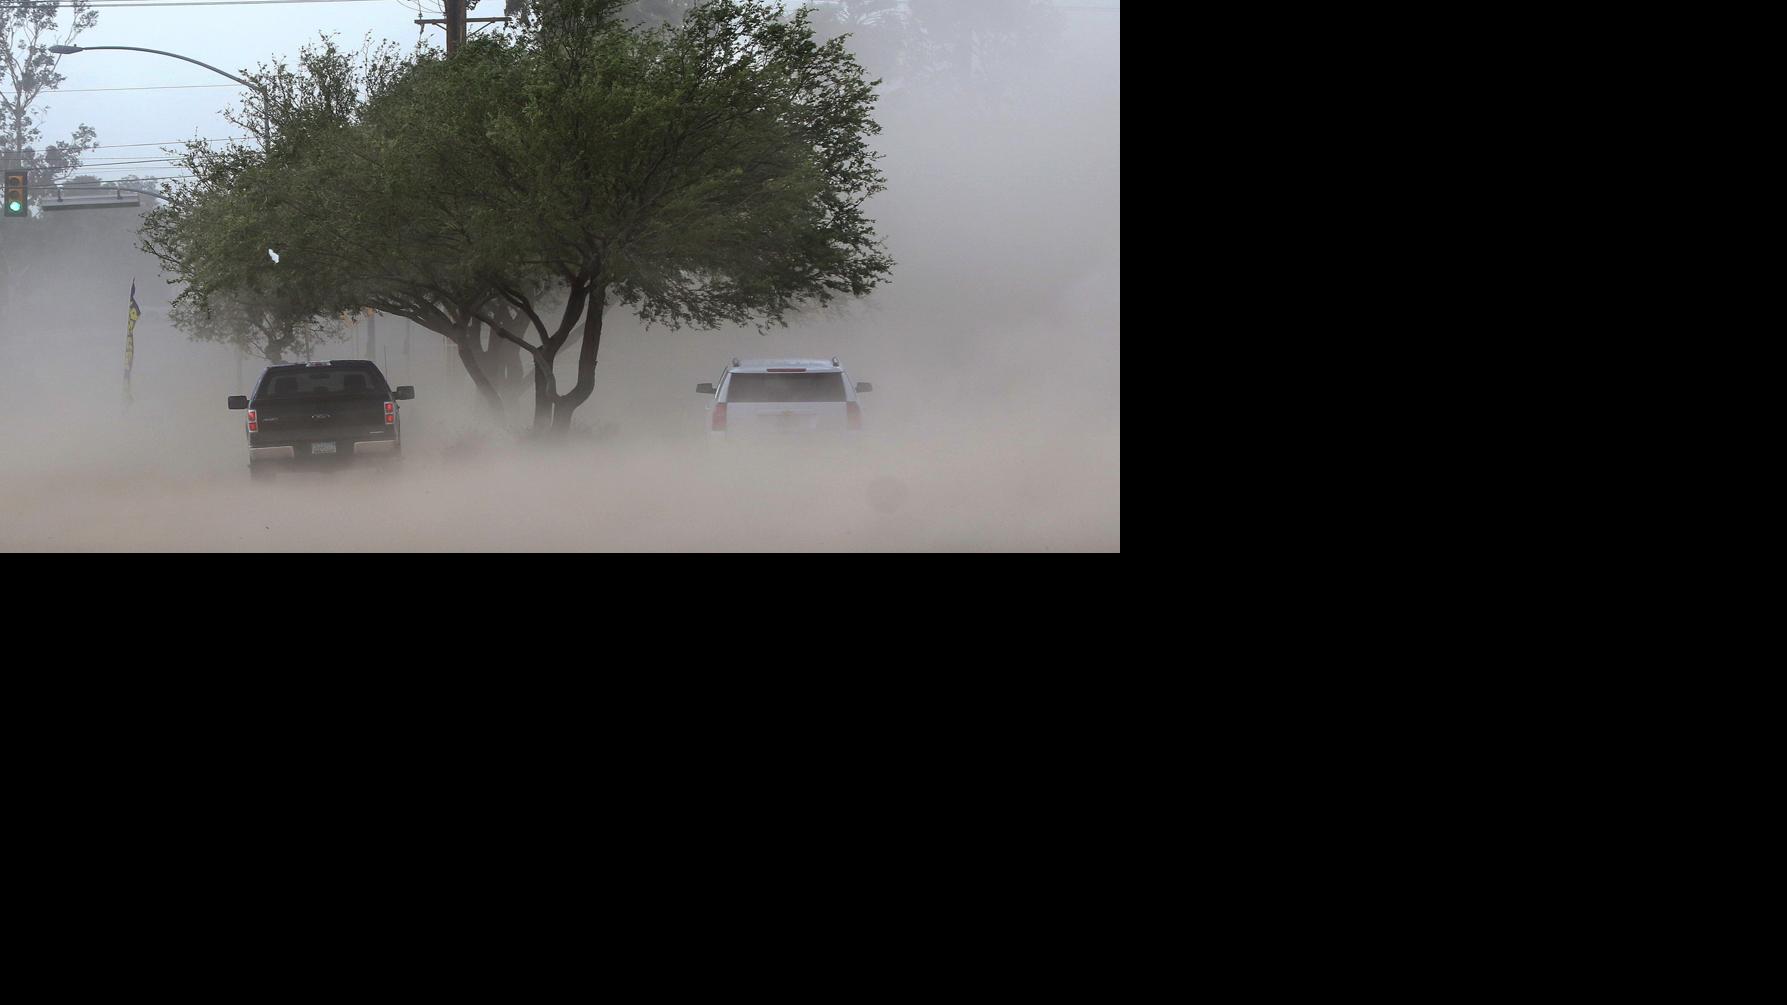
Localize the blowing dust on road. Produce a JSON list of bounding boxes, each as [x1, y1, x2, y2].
[[0, 322, 1118, 551], [0, 9, 1118, 552]]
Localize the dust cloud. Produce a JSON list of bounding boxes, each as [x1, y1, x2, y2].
[[0, 6, 1118, 552]]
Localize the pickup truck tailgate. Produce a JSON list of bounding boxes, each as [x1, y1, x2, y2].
[[254, 393, 390, 441]]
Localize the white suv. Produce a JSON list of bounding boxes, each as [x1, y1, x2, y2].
[[697, 357, 873, 434]]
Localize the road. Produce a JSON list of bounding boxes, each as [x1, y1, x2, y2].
[[0, 366, 1119, 552]]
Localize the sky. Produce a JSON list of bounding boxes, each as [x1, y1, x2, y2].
[[28, 1, 1120, 188], [23, 0, 474, 183]]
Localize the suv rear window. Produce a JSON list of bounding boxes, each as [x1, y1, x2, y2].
[[724, 372, 847, 403], [258, 367, 388, 397]]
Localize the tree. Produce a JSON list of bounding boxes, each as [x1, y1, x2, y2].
[[456, 0, 896, 432], [2, 1, 102, 307], [143, 142, 355, 366], [202, 37, 537, 416], [290, 34, 550, 419], [167, 293, 347, 364], [617, 0, 700, 27], [806, 0, 913, 86], [139, 37, 524, 415], [902, 0, 1062, 110], [143, 0, 894, 436], [1, 0, 100, 181]]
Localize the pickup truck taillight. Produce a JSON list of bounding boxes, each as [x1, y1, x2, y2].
[[847, 401, 862, 430], [385, 401, 395, 425], [712, 403, 727, 431], [246, 409, 258, 432]]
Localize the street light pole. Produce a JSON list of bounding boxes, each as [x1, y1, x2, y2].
[[48, 44, 274, 143], [50, 44, 273, 394]]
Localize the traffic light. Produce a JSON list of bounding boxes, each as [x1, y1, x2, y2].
[[3, 169, 26, 218]]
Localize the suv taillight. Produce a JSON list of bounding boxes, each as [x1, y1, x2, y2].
[[247, 409, 258, 432], [847, 401, 861, 430], [385, 401, 395, 425], [712, 402, 727, 431]]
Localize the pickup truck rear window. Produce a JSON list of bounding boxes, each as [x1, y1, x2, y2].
[[257, 369, 389, 397], [724, 372, 847, 403]]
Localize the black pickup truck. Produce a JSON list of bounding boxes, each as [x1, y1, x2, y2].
[[228, 360, 414, 472]]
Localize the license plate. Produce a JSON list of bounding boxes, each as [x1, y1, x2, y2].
[[312, 441, 338, 455]]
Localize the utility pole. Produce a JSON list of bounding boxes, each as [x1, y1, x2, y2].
[[416, 1, 508, 55]]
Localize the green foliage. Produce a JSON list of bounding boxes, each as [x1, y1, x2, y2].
[[482, 0, 894, 331], [1, 0, 100, 183], [140, 37, 398, 361], [143, 0, 893, 430], [166, 293, 346, 364]]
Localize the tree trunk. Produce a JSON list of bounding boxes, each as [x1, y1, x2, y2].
[[395, 312, 509, 421], [551, 302, 606, 434], [469, 309, 533, 415], [490, 330, 523, 386], [532, 356, 557, 432], [454, 328, 506, 416], [488, 281, 593, 436], [476, 322, 526, 403]]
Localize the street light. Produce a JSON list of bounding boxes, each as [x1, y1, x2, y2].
[[50, 44, 275, 394], [48, 44, 274, 143]]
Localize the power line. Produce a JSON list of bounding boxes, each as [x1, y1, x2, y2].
[[49, 177, 195, 183], [71, 163, 183, 170], [0, 1, 391, 7], [71, 156, 185, 164], [3, 83, 242, 94], [88, 137, 248, 148]]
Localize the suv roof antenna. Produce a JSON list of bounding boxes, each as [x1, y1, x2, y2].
[[732, 356, 741, 367], [831, 356, 839, 366]]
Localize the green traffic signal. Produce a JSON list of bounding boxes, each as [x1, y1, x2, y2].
[[3, 170, 23, 217]]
